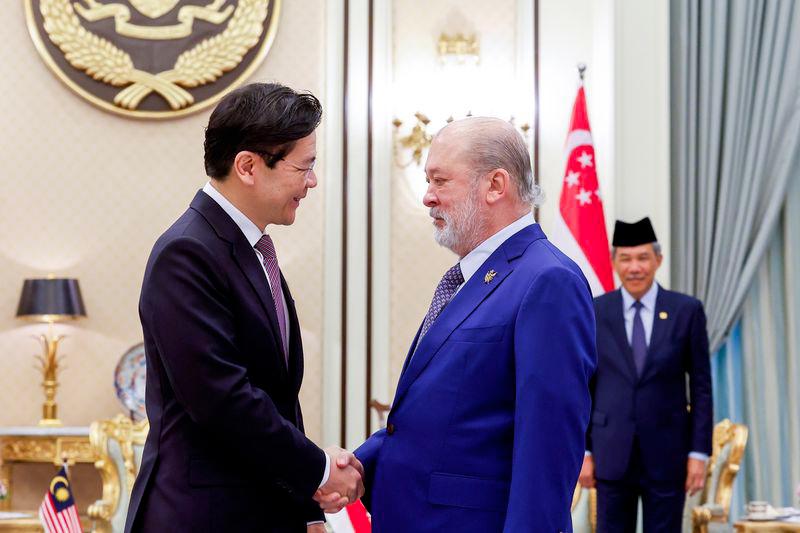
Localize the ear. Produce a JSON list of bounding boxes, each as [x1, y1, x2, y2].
[[232, 151, 259, 186], [485, 168, 511, 204]]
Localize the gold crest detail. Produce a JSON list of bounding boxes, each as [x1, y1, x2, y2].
[[659, 311, 668, 320], [25, 0, 281, 118], [129, 0, 181, 19], [484, 270, 497, 284]]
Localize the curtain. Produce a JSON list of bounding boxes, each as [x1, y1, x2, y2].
[[712, 175, 800, 513], [670, 0, 800, 352]]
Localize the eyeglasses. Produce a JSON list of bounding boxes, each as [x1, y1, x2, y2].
[[254, 151, 315, 180], [281, 158, 316, 180]]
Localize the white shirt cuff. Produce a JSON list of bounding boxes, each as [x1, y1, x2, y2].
[[307, 521, 324, 526], [318, 451, 331, 488], [584, 450, 592, 456], [689, 451, 709, 462]]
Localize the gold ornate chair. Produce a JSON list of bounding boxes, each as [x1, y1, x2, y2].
[[87, 415, 149, 533], [691, 419, 748, 533]]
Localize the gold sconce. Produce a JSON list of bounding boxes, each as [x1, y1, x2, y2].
[[393, 113, 531, 168], [392, 31, 533, 169], [393, 112, 432, 168], [438, 33, 480, 66]]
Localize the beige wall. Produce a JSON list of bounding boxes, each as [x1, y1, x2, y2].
[[0, 0, 327, 443]]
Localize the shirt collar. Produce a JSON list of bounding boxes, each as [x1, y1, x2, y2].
[[459, 212, 536, 284], [621, 281, 659, 311], [203, 181, 265, 247]]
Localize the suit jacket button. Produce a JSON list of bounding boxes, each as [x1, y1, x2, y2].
[[387, 423, 395, 435]]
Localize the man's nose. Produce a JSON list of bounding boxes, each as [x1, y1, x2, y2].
[[423, 186, 437, 208]]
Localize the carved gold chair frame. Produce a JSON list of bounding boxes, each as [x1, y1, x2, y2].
[[87, 414, 149, 527], [692, 418, 749, 533]]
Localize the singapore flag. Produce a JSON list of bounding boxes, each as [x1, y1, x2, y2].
[[550, 82, 614, 296]]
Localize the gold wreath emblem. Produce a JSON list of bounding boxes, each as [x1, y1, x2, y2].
[[39, 0, 269, 111]]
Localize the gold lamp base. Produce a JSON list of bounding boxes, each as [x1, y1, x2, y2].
[[36, 330, 65, 428]]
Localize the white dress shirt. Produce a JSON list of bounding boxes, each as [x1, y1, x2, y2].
[[457, 212, 536, 289], [621, 283, 658, 346], [203, 182, 332, 497]]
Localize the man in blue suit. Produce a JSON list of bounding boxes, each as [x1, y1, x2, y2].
[[353, 118, 597, 532], [578, 218, 712, 532]]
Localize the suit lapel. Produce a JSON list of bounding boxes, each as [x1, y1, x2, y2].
[[281, 273, 303, 390], [393, 224, 544, 407], [605, 290, 638, 381], [640, 285, 672, 381], [190, 191, 288, 377], [231, 236, 289, 372], [399, 323, 424, 378]]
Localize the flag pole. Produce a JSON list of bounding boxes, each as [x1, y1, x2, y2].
[[577, 63, 586, 83]]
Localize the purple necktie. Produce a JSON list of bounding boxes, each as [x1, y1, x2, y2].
[[419, 263, 464, 340], [254, 235, 288, 358], [631, 300, 647, 377]]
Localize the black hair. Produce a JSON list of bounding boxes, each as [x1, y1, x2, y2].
[[204, 82, 322, 179]]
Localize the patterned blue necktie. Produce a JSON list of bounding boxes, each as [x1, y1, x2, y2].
[[419, 263, 464, 340], [631, 300, 647, 377]]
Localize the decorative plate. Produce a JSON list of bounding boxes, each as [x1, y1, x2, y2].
[[114, 343, 147, 421]]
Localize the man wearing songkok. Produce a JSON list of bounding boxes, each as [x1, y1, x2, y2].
[[579, 217, 713, 532]]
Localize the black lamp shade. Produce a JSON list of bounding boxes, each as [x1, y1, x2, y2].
[[16, 278, 87, 322]]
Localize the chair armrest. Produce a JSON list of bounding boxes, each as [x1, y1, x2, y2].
[[88, 498, 112, 521], [693, 503, 727, 533]]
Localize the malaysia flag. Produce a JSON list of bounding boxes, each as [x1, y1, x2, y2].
[[39, 465, 82, 533]]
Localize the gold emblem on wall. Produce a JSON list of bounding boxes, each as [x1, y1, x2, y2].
[[24, 0, 281, 119]]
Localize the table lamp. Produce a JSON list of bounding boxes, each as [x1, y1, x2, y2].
[[15, 277, 86, 426]]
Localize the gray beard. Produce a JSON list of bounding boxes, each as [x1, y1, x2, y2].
[[431, 190, 484, 256]]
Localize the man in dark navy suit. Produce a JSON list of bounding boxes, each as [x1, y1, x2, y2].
[[579, 218, 712, 532], [125, 83, 363, 533]]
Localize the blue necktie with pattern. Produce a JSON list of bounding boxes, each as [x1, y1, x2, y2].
[[631, 300, 647, 377], [419, 263, 465, 340]]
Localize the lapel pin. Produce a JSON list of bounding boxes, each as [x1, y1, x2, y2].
[[484, 269, 497, 284], [659, 311, 668, 320]]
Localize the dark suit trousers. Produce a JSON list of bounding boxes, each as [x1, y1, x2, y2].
[[596, 438, 685, 533]]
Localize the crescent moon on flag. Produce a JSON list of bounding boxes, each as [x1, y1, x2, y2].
[[50, 475, 69, 493]]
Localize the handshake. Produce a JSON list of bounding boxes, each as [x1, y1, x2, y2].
[[313, 446, 365, 513]]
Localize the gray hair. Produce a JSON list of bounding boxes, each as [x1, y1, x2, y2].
[[611, 241, 662, 258], [439, 117, 543, 206]]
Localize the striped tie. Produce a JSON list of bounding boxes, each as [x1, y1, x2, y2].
[[254, 235, 288, 359]]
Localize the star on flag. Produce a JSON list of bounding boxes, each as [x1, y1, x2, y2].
[[575, 188, 593, 206], [564, 171, 581, 187], [577, 151, 593, 168]]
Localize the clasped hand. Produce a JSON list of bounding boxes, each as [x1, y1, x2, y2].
[[313, 446, 365, 513]]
